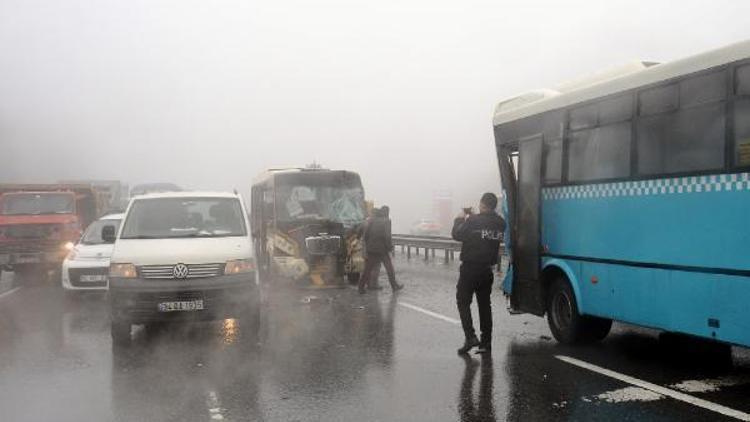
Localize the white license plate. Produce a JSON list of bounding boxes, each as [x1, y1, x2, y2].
[[80, 274, 107, 282], [157, 300, 204, 312]]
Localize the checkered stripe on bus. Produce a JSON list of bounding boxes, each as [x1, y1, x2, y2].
[[542, 173, 750, 200]]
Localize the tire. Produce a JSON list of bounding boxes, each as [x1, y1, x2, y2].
[[239, 307, 261, 346], [111, 318, 132, 346], [546, 276, 612, 344], [14, 265, 39, 284], [347, 272, 360, 285]]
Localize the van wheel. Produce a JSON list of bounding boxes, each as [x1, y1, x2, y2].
[[547, 276, 611, 344], [111, 318, 132, 346]]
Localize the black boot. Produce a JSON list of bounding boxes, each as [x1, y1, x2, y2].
[[457, 335, 480, 355]]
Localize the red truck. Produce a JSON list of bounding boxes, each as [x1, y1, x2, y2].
[[0, 184, 104, 280]]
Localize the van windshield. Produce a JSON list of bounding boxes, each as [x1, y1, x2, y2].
[[120, 197, 246, 239]]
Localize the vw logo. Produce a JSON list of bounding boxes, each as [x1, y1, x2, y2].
[[173, 263, 189, 279]]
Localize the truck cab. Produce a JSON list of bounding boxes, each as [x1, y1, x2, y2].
[[0, 185, 101, 280]]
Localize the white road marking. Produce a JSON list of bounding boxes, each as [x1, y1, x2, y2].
[[0, 286, 21, 301], [397, 301, 461, 325], [556, 355, 750, 421], [394, 298, 749, 419], [206, 391, 225, 421]]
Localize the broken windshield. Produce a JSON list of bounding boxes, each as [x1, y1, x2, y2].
[[275, 184, 365, 228]]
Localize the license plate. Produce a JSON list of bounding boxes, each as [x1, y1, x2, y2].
[[15, 254, 40, 264], [157, 300, 204, 312], [79, 274, 107, 282]]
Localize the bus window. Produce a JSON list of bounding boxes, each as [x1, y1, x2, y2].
[[542, 111, 564, 184], [637, 102, 725, 175], [598, 94, 632, 125], [736, 64, 750, 95], [568, 122, 631, 181], [569, 103, 597, 130], [734, 99, 750, 167], [680, 70, 726, 108], [639, 83, 678, 116], [543, 138, 562, 184]]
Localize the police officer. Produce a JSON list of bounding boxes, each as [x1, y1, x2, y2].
[[452, 193, 504, 354]]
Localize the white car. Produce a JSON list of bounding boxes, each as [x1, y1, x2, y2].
[[106, 192, 259, 344], [62, 213, 123, 291]]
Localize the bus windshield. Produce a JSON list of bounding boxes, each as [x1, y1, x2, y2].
[[275, 179, 365, 227], [1, 193, 75, 215]]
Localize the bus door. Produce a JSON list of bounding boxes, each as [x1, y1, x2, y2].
[[501, 135, 545, 315]]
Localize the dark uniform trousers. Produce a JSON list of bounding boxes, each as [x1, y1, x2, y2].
[[358, 252, 397, 290], [456, 262, 494, 343]]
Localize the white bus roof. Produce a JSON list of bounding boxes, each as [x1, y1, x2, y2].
[[493, 40, 750, 126]]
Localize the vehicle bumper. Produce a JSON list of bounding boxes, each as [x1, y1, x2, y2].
[[62, 259, 110, 291], [0, 251, 67, 266], [109, 273, 259, 323]]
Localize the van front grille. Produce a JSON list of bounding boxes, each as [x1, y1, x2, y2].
[[138, 263, 224, 279]]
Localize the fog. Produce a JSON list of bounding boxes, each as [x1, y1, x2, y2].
[[1, 0, 749, 231]]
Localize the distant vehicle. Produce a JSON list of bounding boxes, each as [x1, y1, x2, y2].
[[250, 168, 366, 287], [62, 213, 123, 292], [129, 183, 182, 197], [410, 219, 442, 236], [107, 191, 258, 344], [59, 180, 128, 213], [0, 184, 105, 279], [494, 41, 750, 348]]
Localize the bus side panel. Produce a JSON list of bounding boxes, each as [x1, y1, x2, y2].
[[541, 176, 750, 271], [571, 261, 749, 346], [541, 175, 750, 347]]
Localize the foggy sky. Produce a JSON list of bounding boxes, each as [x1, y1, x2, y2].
[[2, 0, 750, 231]]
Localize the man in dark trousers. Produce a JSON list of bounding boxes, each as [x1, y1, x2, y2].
[[452, 193, 504, 354], [358, 206, 404, 294]]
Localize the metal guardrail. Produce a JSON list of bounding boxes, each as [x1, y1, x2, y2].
[[392, 234, 461, 262], [392, 234, 506, 263]]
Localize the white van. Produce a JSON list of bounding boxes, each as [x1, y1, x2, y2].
[[105, 192, 259, 344], [62, 213, 123, 291]]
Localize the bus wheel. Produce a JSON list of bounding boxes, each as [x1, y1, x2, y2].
[[347, 272, 360, 285], [547, 277, 611, 344]]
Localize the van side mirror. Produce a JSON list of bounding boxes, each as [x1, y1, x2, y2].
[[102, 225, 117, 244]]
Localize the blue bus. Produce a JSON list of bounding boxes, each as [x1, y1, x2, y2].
[[494, 41, 750, 347]]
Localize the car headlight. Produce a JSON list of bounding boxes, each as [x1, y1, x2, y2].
[[224, 259, 255, 275], [110, 263, 137, 278], [63, 241, 75, 251]]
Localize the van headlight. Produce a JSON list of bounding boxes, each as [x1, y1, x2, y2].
[[224, 259, 255, 275], [110, 263, 137, 278]]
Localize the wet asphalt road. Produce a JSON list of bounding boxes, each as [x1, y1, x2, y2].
[[0, 255, 749, 422]]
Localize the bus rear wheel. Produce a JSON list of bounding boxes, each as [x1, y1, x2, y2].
[[547, 277, 612, 344]]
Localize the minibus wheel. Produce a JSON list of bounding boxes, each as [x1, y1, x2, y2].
[[547, 276, 611, 344]]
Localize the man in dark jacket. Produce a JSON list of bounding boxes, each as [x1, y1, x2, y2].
[[452, 193, 504, 354], [358, 206, 404, 294]]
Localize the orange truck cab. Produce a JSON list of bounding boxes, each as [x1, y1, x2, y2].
[[0, 185, 102, 278]]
